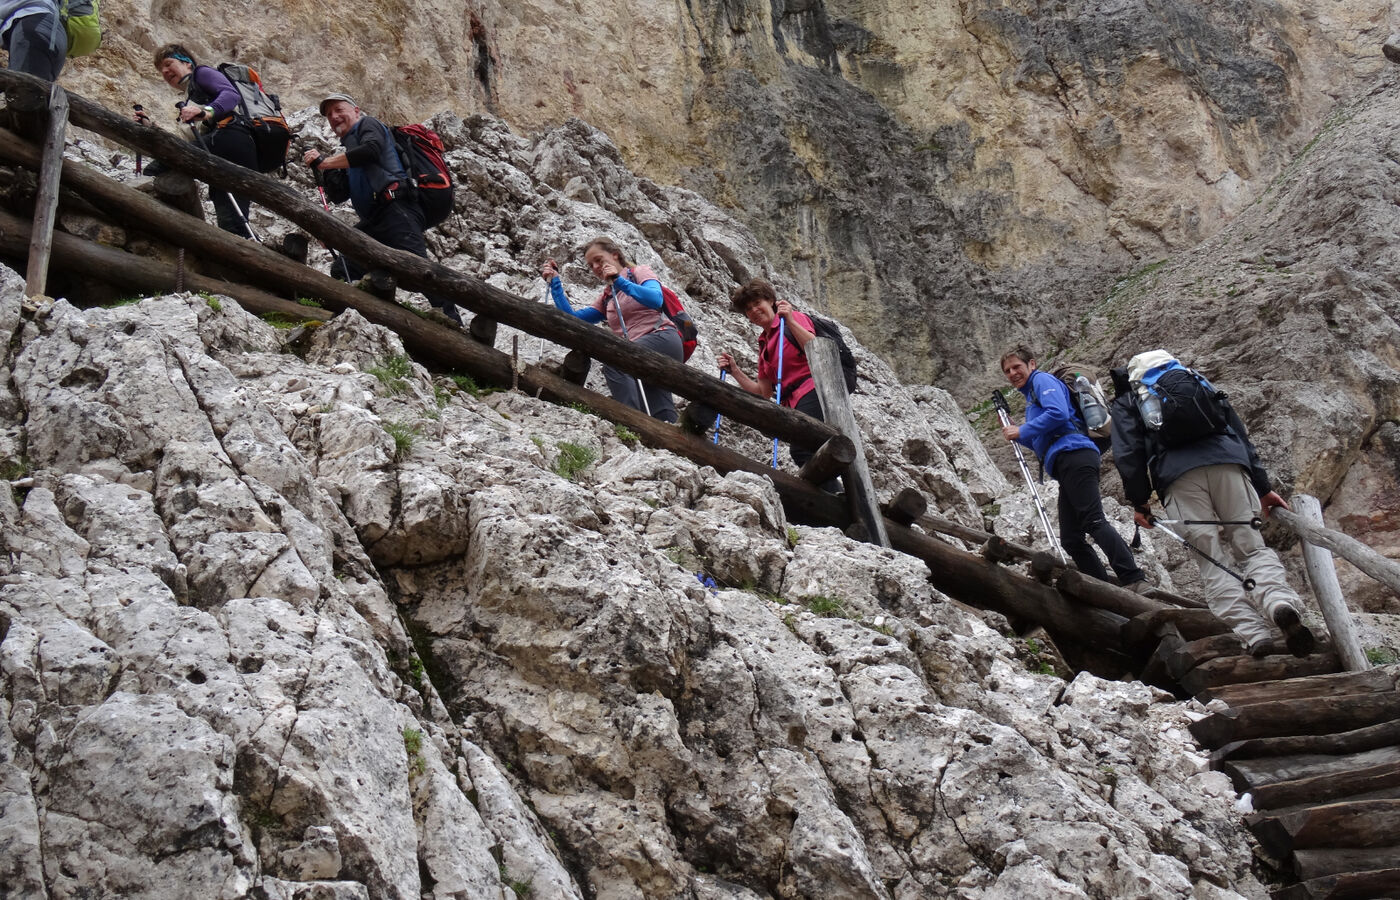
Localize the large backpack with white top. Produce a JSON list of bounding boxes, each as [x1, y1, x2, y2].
[[1127, 350, 1232, 447]]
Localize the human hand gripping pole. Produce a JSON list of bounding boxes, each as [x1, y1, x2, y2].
[[992, 390, 1066, 563]]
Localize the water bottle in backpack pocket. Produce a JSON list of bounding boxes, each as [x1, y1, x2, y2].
[[1127, 350, 1231, 447]]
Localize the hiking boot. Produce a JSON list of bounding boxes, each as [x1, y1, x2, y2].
[[1385, 36, 1400, 64], [1273, 606, 1316, 658], [1247, 638, 1277, 659], [1125, 579, 1155, 596]]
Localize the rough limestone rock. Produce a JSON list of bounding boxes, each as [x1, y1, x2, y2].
[[1, 287, 1267, 898]]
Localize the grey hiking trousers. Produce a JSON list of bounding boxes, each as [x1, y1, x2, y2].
[[1162, 463, 1302, 650]]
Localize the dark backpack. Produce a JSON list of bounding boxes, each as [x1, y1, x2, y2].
[[1135, 359, 1231, 447], [785, 314, 857, 393], [215, 63, 291, 173], [392, 124, 454, 229]]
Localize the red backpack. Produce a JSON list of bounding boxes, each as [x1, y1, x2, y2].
[[660, 285, 699, 360], [391, 123, 454, 228]]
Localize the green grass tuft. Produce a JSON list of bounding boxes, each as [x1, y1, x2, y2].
[[553, 441, 597, 480], [384, 421, 420, 461]]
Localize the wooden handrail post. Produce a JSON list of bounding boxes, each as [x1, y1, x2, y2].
[[24, 83, 67, 297], [806, 337, 889, 547], [1293, 494, 1370, 671], [1271, 504, 1400, 599]]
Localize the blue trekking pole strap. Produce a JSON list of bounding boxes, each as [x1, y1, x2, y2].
[[772, 318, 786, 468]]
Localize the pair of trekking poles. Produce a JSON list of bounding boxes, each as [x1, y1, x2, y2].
[[992, 389, 1257, 590]]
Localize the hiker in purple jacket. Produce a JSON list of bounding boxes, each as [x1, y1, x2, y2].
[[137, 44, 258, 237]]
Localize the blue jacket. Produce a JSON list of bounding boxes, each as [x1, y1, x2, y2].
[[1016, 369, 1097, 479]]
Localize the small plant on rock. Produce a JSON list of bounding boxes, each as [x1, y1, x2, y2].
[[367, 354, 413, 395], [1365, 646, 1399, 666], [553, 441, 596, 481], [402, 727, 426, 778], [614, 425, 640, 445], [384, 421, 419, 462], [806, 595, 848, 618]]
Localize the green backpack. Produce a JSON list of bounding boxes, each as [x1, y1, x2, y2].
[[60, 0, 101, 58]]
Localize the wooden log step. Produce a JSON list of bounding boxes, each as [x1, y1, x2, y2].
[[1191, 692, 1400, 748], [1199, 665, 1399, 708], [1254, 785, 1400, 822], [1248, 798, 1400, 858], [1271, 869, 1400, 900], [1293, 845, 1400, 880], [1122, 607, 1232, 649], [1212, 719, 1400, 763], [1179, 652, 1341, 697], [1140, 626, 1187, 691], [880, 487, 926, 527], [1167, 633, 1249, 680], [1225, 747, 1400, 811]]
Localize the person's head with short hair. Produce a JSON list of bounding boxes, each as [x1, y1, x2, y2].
[[318, 94, 362, 139], [152, 43, 197, 89], [730, 279, 778, 327], [1000, 344, 1037, 390]]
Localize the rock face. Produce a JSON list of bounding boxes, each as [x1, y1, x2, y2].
[[67, 0, 1396, 387], [0, 277, 1264, 897]]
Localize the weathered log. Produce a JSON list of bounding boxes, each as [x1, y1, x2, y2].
[[1177, 652, 1341, 697], [1225, 746, 1400, 810], [1166, 634, 1250, 680], [0, 208, 316, 323], [1294, 495, 1370, 672], [279, 232, 309, 265], [981, 535, 1022, 565], [1247, 798, 1400, 858], [1200, 667, 1400, 709], [796, 435, 856, 486], [1140, 625, 1187, 691], [1028, 551, 1070, 584], [881, 487, 927, 527], [1190, 692, 1400, 748], [919, 510, 1004, 547], [1056, 568, 1167, 619], [557, 349, 590, 385], [1213, 720, 1400, 765], [1272, 505, 1400, 600], [468, 315, 498, 347], [24, 83, 66, 296], [150, 171, 204, 219], [1227, 745, 1400, 791], [808, 338, 887, 546], [0, 72, 844, 455], [1272, 869, 1400, 900], [1293, 846, 1400, 880], [884, 522, 1131, 649], [1123, 608, 1232, 650]]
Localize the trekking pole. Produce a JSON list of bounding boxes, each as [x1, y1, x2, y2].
[[184, 118, 262, 243], [772, 317, 785, 468], [1149, 518, 1256, 590], [713, 370, 726, 444], [1153, 517, 1263, 530], [132, 105, 148, 173], [310, 166, 348, 274], [610, 285, 652, 417], [992, 390, 1067, 563]]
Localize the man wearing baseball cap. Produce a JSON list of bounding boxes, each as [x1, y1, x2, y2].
[[301, 94, 462, 325]]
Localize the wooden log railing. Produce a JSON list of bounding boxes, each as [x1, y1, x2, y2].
[[0, 70, 844, 457], [23, 83, 66, 296], [808, 337, 888, 546], [1272, 503, 1400, 599], [1292, 494, 1369, 671]]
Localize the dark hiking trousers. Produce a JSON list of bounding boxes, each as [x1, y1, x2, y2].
[[4, 12, 66, 81], [1053, 447, 1145, 585], [199, 122, 258, 238], [330, 198, 462, 324]]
